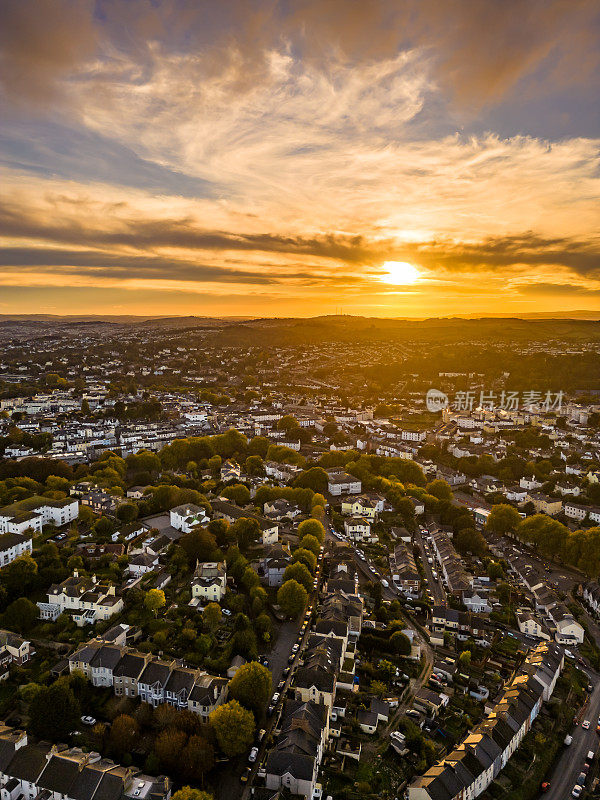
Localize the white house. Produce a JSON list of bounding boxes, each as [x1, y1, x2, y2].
[[0, 532, 33, 569], [169, 503, 210, 533]]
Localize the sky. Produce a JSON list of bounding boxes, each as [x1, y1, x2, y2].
[[1, 0, 599, 318]]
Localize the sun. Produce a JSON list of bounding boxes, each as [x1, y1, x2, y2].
[[380, 261, 421, 284]]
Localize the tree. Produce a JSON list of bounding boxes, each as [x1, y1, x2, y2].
[[209, 700, 255, 756], [299, 534, 321, 556], [459, 650, 472, 668], [283, 562, 313, 593], [371, 680, 387, 697], [181, 736, 215, 783], [116, 503, 138, 523], [179, 528, 218, 565], [81, 399, 91, 416], [244, 455, 264, 476], [2, 553, 38, 596], [171, 789, 213, 800], [109, 714, 139, 756], [2, 597, 38, 633], [486, 504, 521, 537], [28, 683, 81, 741], [230, 517, 261, 549], [277, 579, 308, 618], [229, 661, 272, 717], [297, 518, 326, 544], [454, 527, 487, 557], [390, 630, 412, 655], [202, 602, 222, 631], [292, 547, 317, 573], [144, 589, 166, 617], [293, 467, 328, 494], [222, 484, 251, 506], [425, 479, 453, 502], [154, 728, 187, 771]]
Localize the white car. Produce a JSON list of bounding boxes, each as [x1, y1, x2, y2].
[[272, 693, 280, 704], [582, 720, 590, 730], [81, 716, 97, 725], [572, 786, 583, 798], [222, 608, 232, 616], [248, 747, 258, 763]]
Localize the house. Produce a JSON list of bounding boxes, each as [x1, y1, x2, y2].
[[0, 630, 33, 670], [265, 700, 328, 800], [261, 543, 291, 587], [357, 710, 379, 734], [169, 503, 210, 533], [390, 542, 421, 596], [37, 570, 124, 626], [220, 459, 241, 481], [528, 493, 562, 516], [190, 561, 227, 603], [0, 532, 33, 568], [515, 611, 551, 641], [564, 501, 588, 522], [341, 495, 378, 520], [126, 485, 151, 499], [326, 468, 361, 496], [263, 499, 302, 521], [0, 726, 171, 800], [211, 499, 279, 545], [463, 590, 492, 614], [343, 516, 373, 542], [128, 552, 159, 575], [408, 643, 563, 800]]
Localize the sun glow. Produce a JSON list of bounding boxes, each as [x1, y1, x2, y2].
[[380, 261, 421, 284]]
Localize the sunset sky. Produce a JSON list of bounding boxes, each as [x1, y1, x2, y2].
[[1, 0, 599, 317]]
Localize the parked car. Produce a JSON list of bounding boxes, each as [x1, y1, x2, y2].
[[248, 747, 258, 763], [81, 716, 97, 725]]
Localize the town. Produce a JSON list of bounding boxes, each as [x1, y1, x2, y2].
[[0, 315, 599, 800]]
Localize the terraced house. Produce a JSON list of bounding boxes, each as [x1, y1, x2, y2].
[[68, 640, 227, 720], [408, 643, 563, 800]]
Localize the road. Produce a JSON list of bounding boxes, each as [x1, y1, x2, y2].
[[413, 525, 446, 606], [239, 545, 327, 800], [545, 675, 600, 800]]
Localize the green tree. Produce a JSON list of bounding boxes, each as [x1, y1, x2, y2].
[[390, 630, 412, 655], [230, 517, 261, 549], [202, 602, 222, 631], [154, 728, 187, 771], [144, 589, 166, 617], [297, 518, 326, 544], [425, 479, 453, 502], [293, 467, 328, 494], [292, 547, 317, 573], [116, 502, 138, 523], [486, 504, 521, 536], [454, 527, 487, 557], [28, 683, 81, 741], [2, 597, 38, 633], [109, 714, 139, 757], [244, 456, 264, 476], [283, 562, 313, 593], [299, 534, 321, 556], [171, 789, 213, 800], [181, 736, 215, 783], [209, 700, 255, 756], [222, 483, 251, 505], [229, 661, 272, 717], [2, 553, 38, 596], [277, 579, 308, 618]]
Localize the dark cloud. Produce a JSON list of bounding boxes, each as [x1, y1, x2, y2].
[[516, 282, 600, 297], [1, 196, 598, 282], [1, 0, 597, 111], [0, 0, 97, 105]]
